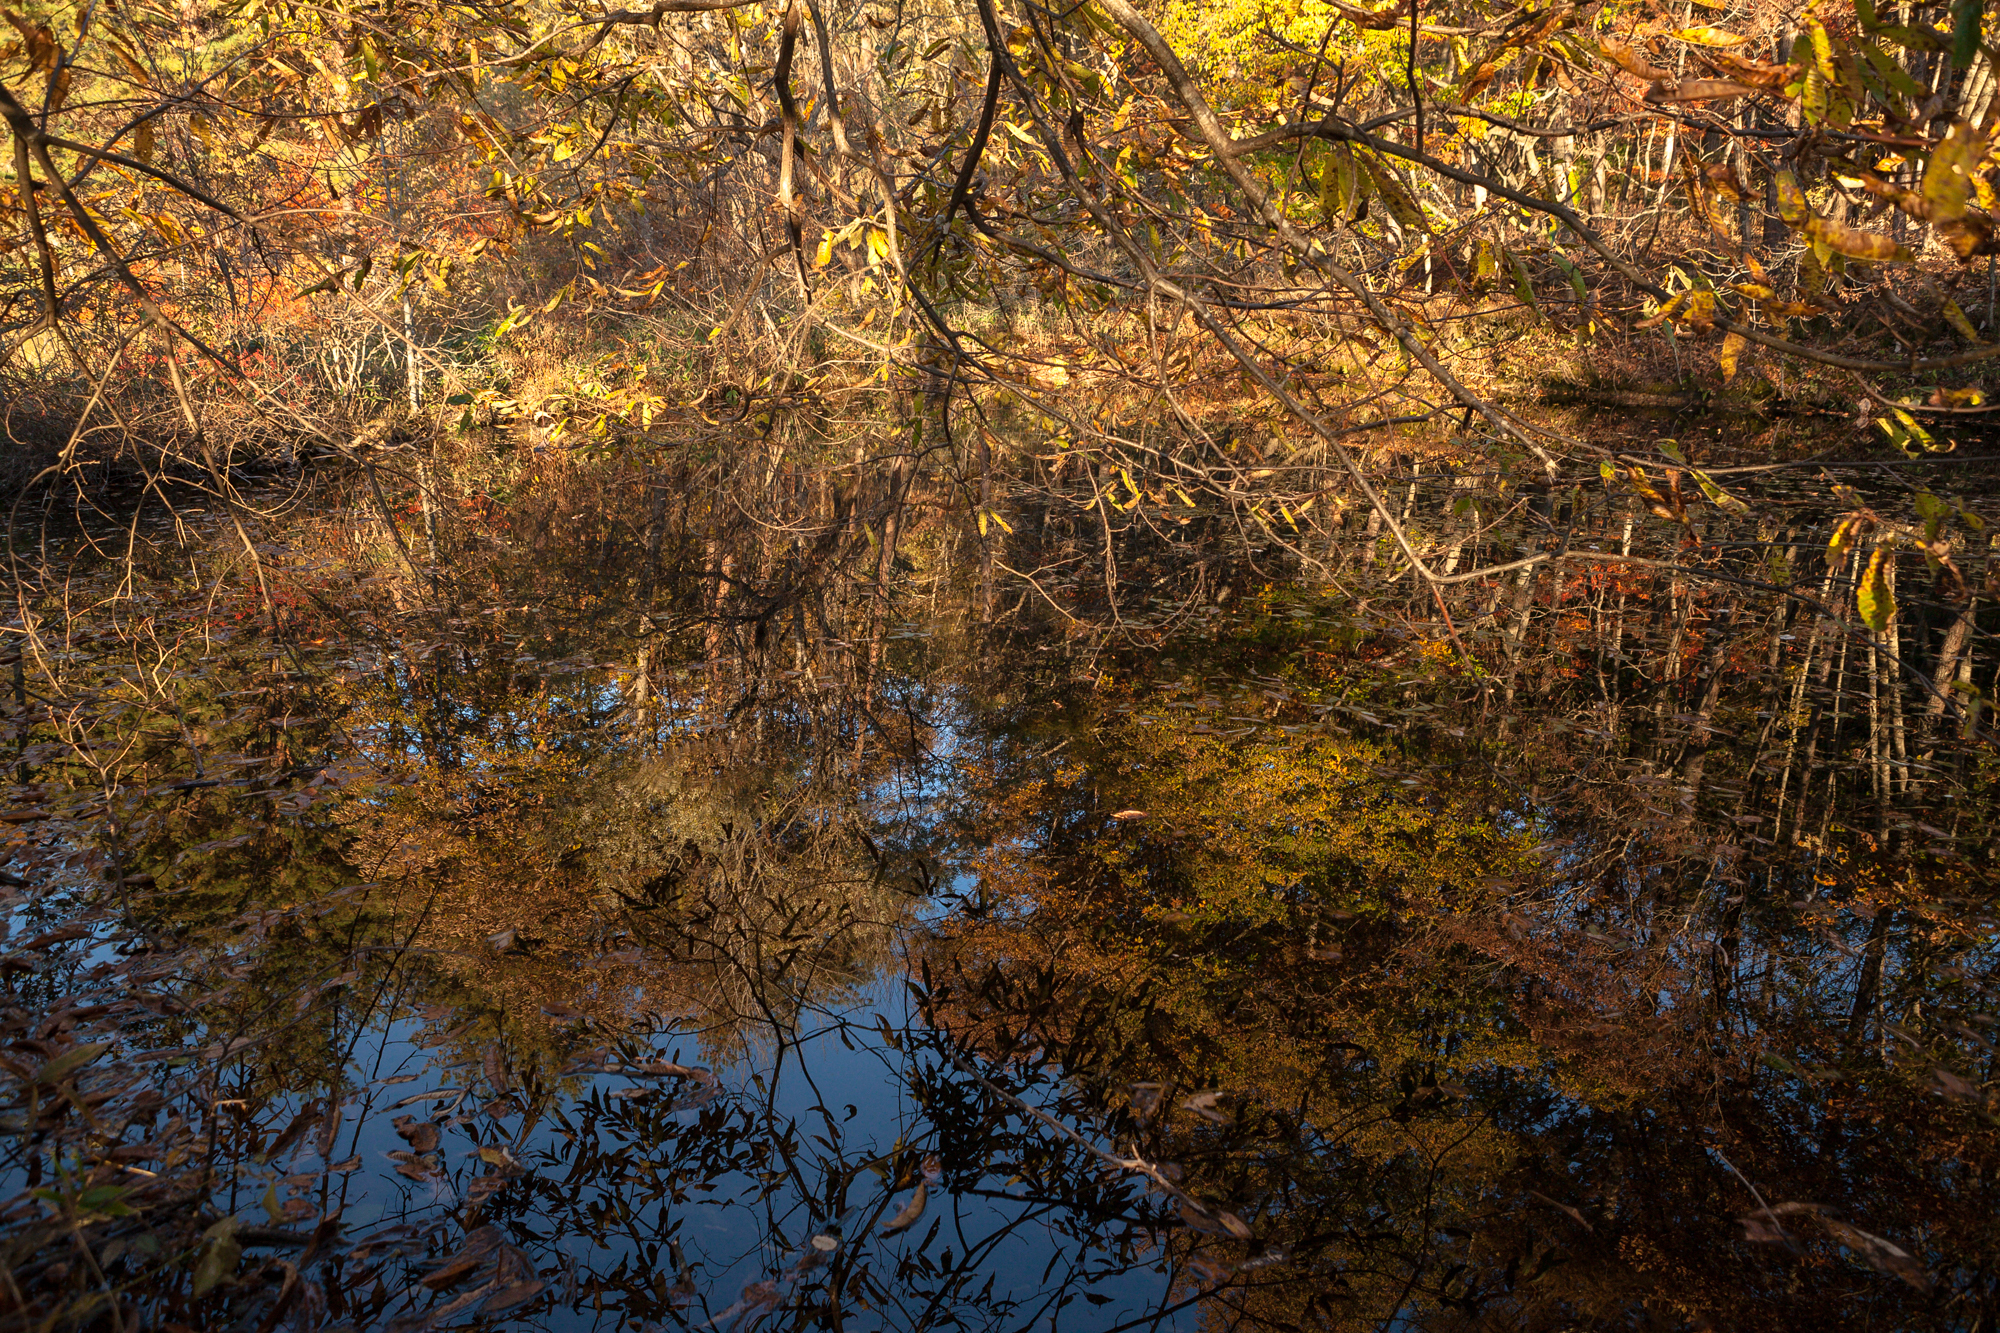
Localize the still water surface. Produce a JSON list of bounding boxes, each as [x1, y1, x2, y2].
[[4, 483, 1997, 1332]]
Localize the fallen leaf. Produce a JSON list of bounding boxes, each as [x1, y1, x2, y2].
[[880, 1182, 928, 1235]]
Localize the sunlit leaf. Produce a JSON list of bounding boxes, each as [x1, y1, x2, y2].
[[1857, 546, 1896, 631], [1923, 121, 1986, 224], [1775, 171, 1810, 226], [1718, 331, 1747, 382], [1672, 26, 1749, 45], [1806, 216, 1912, 262]]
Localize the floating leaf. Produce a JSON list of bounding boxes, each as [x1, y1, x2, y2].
[[484, 1280, 546, 1312], [1822, 1220, 1934, 1291], [193, 1219, 241, 1296], [393, 1114, 440, 1153], [34, 1041, 110, 1085], [880, 1182, 928, 1235]]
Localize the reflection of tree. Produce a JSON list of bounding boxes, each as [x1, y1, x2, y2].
[[919, 674, 2000, 1331]]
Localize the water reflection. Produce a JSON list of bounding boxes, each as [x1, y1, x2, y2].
[[4, 463, 1998, 1332]]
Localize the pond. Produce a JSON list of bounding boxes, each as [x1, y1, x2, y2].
[[2, 456, 1996, 1332]]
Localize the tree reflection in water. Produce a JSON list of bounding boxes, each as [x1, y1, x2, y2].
[[2, 462, 1996, 1332]]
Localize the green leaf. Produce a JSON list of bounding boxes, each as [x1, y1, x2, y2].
[[1502, 246, 1539, 316], [35, 1042, 110, 1085], [1952, 0, 1984, 68], [1861, 41, 1925, 99], [1693, 468, 1752, 514], [193, 1220, 241, 1297], [1550, 252, 1588, 303]]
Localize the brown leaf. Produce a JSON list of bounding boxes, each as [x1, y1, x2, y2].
[[1600, 37, 1669, 81], [1700, 49, 1798, 88], [483, 1279, 546, 1312], [1645, 78, 1756, 102], [1930, 1066, 1981, 1098], [1939, 213, 2000, 259], [1530, 1189, 1596, 1231], [880, 1182, 928, 1235], [1822, 1219, 1934, 1292], [1703, 163, 1749, 201], [422, 1256, 483, 1290], [392, 1115, 440, 1153]]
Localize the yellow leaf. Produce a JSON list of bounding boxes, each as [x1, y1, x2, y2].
[[1634, 290, 1688, 329], [1673, 25, 1750, 45], [1775, 170, 1810, 226], [1923, 120, 1985, 225], [1943, 298, 1983, 342], [1857, 546, 1896, 631], [1718, 330, 1747, 382], [1806, 215, 1914, 262]]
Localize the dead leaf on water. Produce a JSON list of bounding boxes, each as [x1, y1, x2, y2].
[[483, 1278, 546, 1312], [1822, 1219, 1933, 1292], [881, 1182, 928, 1234], [392, 1115, 440, 1153], [422, 1256, 482, 1290]]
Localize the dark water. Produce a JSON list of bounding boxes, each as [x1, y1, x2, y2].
[[3, 466, 1998, 1332]]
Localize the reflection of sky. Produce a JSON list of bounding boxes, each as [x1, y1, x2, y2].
[[233, 962, 1182, 1331]]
